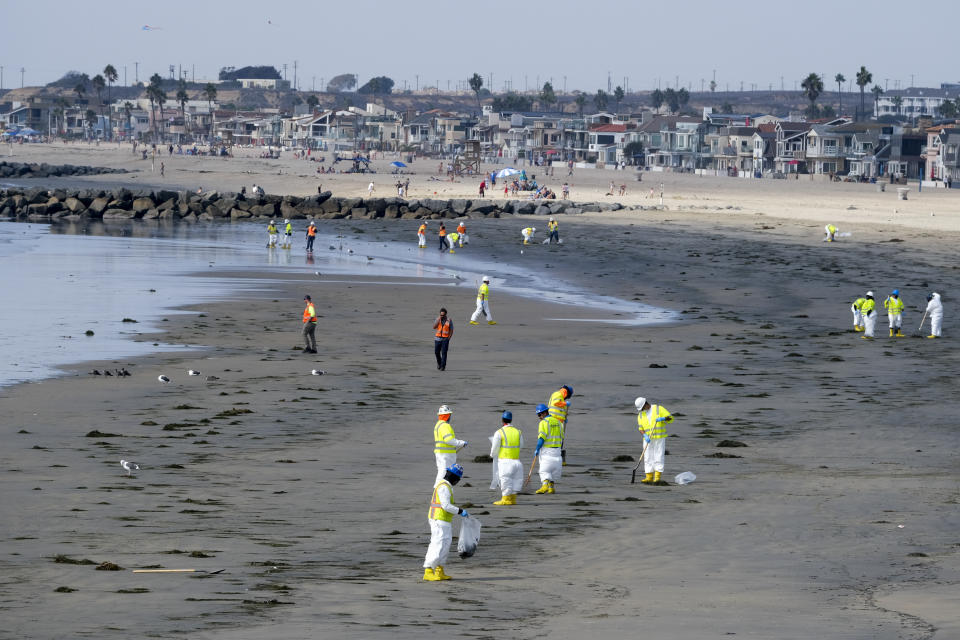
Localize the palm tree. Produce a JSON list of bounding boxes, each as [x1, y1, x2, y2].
[[176, 80, 189, 140], [871, 85, 884, 119], [539, 82, 557, 110], [650, 88, 664, 112], [594, 89, 608, 112], [74, 81, 86, 103], [147, 73, 166, 143], [85, 109, 97, 139], [468, 73, 484, 115], [801, 73, 823, 118], [574, 93, 586, 117], [613, 85, 625, 112], [834, 73, 845, 114], [123, 101, 133, 139], [204, 82, 217, 142], [856, 66, 872, 120], [892, 95, 903, 119], [92, 75, 106, 113], [101, 65, 118, 140]]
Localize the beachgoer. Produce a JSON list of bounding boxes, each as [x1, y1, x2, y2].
[[433, 308, 453, 371]]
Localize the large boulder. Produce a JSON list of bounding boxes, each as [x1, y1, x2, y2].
[[384, 204, 401, 219], [103, 208, 135, 220], [450, 199, 471, 215], [468, 202, 497, 215], [26, 203, 48, 216], [534, 205, 552, 216], [512, 201, 536, 215], [205, 204, 227, 218], [339, 197, 362, 213], [321, 197, 341, 214], [63, 197, 85, 214], [230, 208, 253, 219], [132, 197, 155, 214]]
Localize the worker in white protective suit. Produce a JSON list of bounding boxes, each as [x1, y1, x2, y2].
[[861, 291, 877, 339], [925, 292, 943, 338], [851, 294, 867, 332], [533, 403, 564, 494], [883, 289, 905, 338], [433, 405, 467, 485], [469, 276, 496, 325], [489, 411, 523, 506], [521, 227, 536, 244], [635, 396, 674, 484], [417, 222, 428, 248], [824, 224, 838, 242], [423, 463, 470, 581]]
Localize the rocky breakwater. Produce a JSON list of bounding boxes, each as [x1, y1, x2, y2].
[[0, 161, 129, 180], [0, 187, 660, 223]]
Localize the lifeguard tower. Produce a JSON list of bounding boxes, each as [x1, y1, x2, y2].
[[454, 139, 481, 175]]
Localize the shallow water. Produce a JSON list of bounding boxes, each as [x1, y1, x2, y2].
[[0, 220, 675, 388]]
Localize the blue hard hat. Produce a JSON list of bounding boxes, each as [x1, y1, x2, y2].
[[892, 289, 899, 295], [535, 403, 549, 414], [562, 384, 574, 398], [501, 411, 512, 422], [446, 463, 464, 478]]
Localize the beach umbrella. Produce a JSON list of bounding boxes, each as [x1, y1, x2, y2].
[[390, 161, 407, 168], [16, 128, 40, 136], [496, 167, 522, 178]]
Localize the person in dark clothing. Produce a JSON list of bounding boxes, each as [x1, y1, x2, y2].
[[433, 308, 453, 371]]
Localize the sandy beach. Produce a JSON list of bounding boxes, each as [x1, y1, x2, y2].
[[1, 143, 959, 639]]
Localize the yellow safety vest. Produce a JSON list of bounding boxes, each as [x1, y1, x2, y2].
[[853, 297, 866, 311], [477, 283, 489, 301], [548, 221, 558, 232], [884, 296, 904, 314], [267, 224, 277, 234], [861, 299, 875, 315], [638, 404, 673, 440], [538, 417, 564, 448], [548, 389, 568, 423], [497, 425, 521, 459], [428, 480, 455, 522], [434, 420, 458, 454], [285, 223, 292, 234]]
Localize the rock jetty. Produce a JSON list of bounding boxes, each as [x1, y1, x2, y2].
[[0, 161, 129, 180], [0, 187, 663, 222]]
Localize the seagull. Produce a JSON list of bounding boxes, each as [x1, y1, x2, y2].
[[158, 375, 171, 384], [347, 249, 354, 255], [315, 271, 322, 277], [205, 375, 220, 381], [120, 459, 140, 476], [366, 256, 374, 261], [90, 370, 102, 376], [121, 369, 131, 377], [104, 370, 113, 376], [188, 370, 201, 376], [311, 369, 325, 376]]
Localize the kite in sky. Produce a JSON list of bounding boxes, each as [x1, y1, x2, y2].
[[142, 25, 162, 31]]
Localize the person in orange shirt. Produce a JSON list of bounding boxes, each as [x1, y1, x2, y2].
[[305, 221, 317, 252], [433, 307, 453, 370], [418, 221, 428, 248], [302, 295, 318, 354], [455, 222, 467, 247], [437, 223, 447, 251]]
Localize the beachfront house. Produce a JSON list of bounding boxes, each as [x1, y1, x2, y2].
[[641, 116, 705, 170], [774, 121, 812, 174], [706, 126, 759, 175], [923, 124, 960, 184], [875, 87, 957, 121], [588, 123, 630, 166]]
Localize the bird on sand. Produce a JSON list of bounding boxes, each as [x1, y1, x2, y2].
[[90, 370, 102, 375], [311, 369, 325, 376], [188, 370, 201, 376], [158, 375, 171, 383], [120, 459, 140, 476]]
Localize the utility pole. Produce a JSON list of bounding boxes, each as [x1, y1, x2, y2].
[[415, 74, 419, 91], [563, 75, 567, 93], [135, 62, 139, 85], [169, 65, 175, 80], [283, 63, 288, 81], [192, 65, 195, 83], [910, 73, 915, 88], [780, 76, 784, 90], [0, 66, 3, 90], [293, 60, 298, 90], [20, 67, 25, 88], [608, 71, 612, 93], [312, 76, 315, 91]]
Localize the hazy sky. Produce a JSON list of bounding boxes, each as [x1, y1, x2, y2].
[[3, 1, 958, 94]]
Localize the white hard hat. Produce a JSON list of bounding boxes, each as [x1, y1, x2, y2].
[[532, 227, 536, 232], [635, 396, 647, 410], [284, 219, 290, 224], [482, 276, 490, 283], [549, 217, 555, 221], [438, 405, 452, 415], [270, 220, 275, 224], [866, 290, 874, 297]]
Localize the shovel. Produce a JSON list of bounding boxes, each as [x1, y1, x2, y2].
[[630, 439, 651, 484], [915, 309, 928, 337]]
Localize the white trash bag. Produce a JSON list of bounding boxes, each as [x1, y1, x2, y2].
[[674, 471, 697, 485], [457, 516, 482, 558]]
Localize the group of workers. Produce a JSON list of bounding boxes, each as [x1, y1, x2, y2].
[[417, 221, 471, 252], [851, 290, 944, 338], [266, 220, 294, 249], [423, 385, 675, 580]]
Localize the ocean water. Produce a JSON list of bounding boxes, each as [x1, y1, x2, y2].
[[0, 220, 675, 389]]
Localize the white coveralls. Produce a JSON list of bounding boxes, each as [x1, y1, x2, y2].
[[639, 404, 673, 474], [445, 232, 459, 250], [470, 283, 493, 323], [434, 424, 465, 486], [851, 303, 863, 329], [863, 303, 877, 338], [926, 293, 943, 336], [267, 227, 278, 247], [489, 427, 524, 497], [538, 447, 562, 483], [423, 481, 458, 569], [418, 232, 427, 248], [885, 297, 903, 330], [521, 227, 535, 244]]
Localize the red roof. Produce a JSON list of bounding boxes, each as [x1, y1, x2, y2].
[[590, 124, 627, 132]]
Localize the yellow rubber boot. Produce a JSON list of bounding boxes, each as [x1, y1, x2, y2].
[[423, 567, 440, 581], [896, 329, 904, 337], [493, 495, 509, 506], [535, 481, 550, 494], [927, 335, 937, 339], [469, 321, 479, 325], [546, 481, 555, 494], [654, 471, 662, 483], [434, 566, 452, 580], [488, 321, 497, 325], [507, 494, 517, 505], [889, 328, 894, 337], [641, 473, 654, 484]]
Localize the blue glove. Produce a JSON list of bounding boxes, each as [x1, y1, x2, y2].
[[643, 434, 651, 444], [656, 417, 666, 423], [461, 440, 468, 448], [459, 509, 469, 518], [534, 446, 542, 456]]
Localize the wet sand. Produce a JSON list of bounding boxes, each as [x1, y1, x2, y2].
[[2, 144, 960, 639]]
